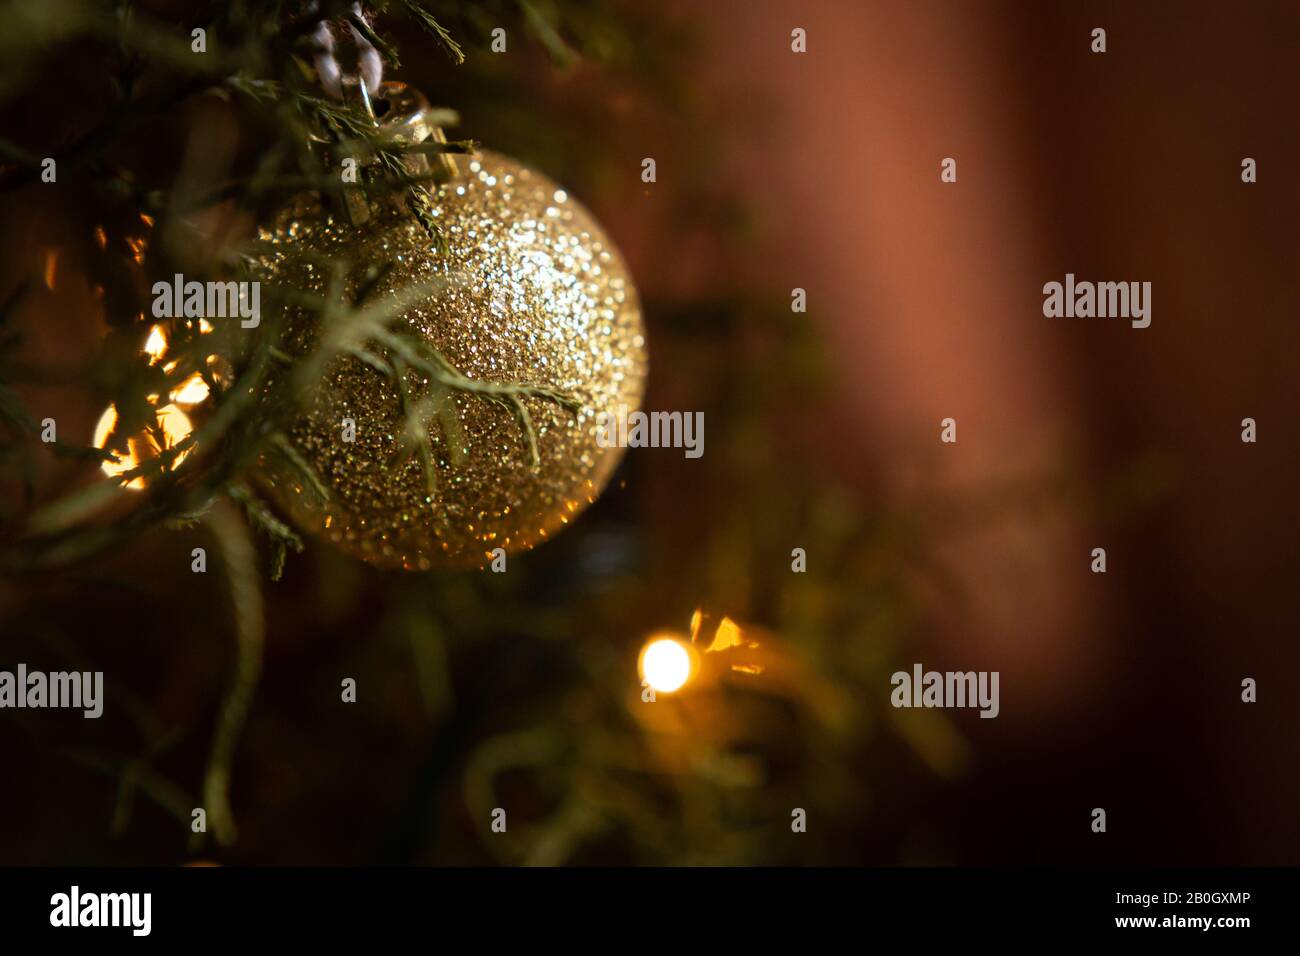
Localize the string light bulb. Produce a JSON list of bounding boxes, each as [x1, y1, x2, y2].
[[92, 402, 194, 490], [636, 611, 766, 696], [639, 636, 696, 693], [91, 323, 215, 490]]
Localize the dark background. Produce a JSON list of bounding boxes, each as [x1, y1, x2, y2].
[[0, 0, 1296, 865]]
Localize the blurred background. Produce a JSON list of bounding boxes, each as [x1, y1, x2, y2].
[[0, 0, 1297, 865]]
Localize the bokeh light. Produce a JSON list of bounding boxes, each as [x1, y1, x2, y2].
[[639, 636, 694, 693]]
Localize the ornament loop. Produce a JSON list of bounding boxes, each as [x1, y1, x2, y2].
[[335, 81, 457, 225], [373, 82, 457, 183]]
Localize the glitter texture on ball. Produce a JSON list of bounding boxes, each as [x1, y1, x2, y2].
[[251, 150, 647, 570]]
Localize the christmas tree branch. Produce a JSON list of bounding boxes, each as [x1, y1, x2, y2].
[[200, 496, 265, 849], [228, 481, 305, 582], [389, 351, 440, 499], [269, 269, 582, 478], [393, 0, 466, 63]]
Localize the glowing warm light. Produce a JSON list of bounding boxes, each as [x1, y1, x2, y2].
[[91, 405, 116, 450], [88, 315, 220, 493], [170, 372, 210, 405], [143, 325, 168, 362], [43, 249, 58, 290], [93, 402, 195, 491], [635, 613, 766, 698], [705, 616, 745, 654], [640, 637, 694, 693], [691, 609, 765, 676]]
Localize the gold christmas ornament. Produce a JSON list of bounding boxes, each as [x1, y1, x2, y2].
[[250, 87, 646, 570]]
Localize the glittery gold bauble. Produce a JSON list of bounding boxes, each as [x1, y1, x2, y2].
[[251, 150, 646, 570]]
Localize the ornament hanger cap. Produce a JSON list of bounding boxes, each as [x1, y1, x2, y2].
[[335, 80, 461, 224]]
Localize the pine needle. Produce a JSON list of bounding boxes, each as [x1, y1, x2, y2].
[[397, 0, 465, 64]]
